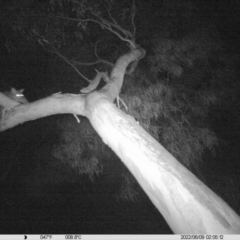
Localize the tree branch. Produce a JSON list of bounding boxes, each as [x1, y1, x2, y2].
[[72, 40, 114, 68], [131, 0, 136, 37], [51, 50, 91, 83], [56, 0, 137, 49]]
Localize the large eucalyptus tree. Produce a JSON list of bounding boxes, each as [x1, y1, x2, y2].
[[0, 0, 239, 233]]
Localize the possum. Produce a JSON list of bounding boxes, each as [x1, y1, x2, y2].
[[3, 88, 28, 104], [0, 88, 28, 110]]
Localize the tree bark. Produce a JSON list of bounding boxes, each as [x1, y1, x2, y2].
[[85, 92, 240, 234]]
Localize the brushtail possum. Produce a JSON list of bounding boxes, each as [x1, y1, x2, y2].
[[3, 88, 28, 104], [0, 88, 28, 110]]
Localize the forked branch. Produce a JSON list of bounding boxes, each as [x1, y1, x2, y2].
[[66, 0, 137, 49]]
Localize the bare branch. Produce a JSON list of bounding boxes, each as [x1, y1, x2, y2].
[[28, 26, 91, 83], [131, 0, 136, 37], [100, 0, 117, 25], [94, 15, 133, 38], [52, 50, 90, 83], [79, 17, 135, 48], [93, 39, 115, 66], [72, 58, 114, 68], [72, 40, 114, 68], [80, 70, 109, 93], [55, 1, 137, 49]]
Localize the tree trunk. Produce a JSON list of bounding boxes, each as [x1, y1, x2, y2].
[[85, 91, 240, 234]]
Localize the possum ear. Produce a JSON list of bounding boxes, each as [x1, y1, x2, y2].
[[11, 88, 18, 94], [19, 89, 25, 93]]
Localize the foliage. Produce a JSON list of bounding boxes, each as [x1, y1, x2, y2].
[[52, 117, 141, 201], [116, 171, 140, 202], [149, 32, 221, 78], [121, 29, 228, 174], [122, 78, 217, 174], [149, 29, 239, 102], [52, 118, 106, 181]]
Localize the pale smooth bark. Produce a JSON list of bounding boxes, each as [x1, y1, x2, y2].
[[85, 91, 240, 234]]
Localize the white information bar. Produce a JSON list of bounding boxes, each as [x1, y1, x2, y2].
[[0, 235, 239, 240]]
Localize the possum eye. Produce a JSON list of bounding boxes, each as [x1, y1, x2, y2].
[[16, 93, 24, 97]]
